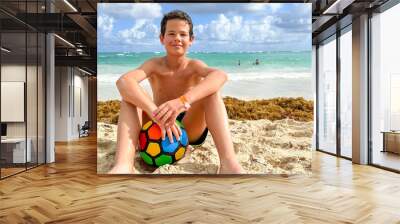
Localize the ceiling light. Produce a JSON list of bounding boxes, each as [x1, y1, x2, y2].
[[54, 34, 75, 48], [323, 0, 355, 15], [63, 0, 78, 12], [1, 47, 11, 53], [76, 48, 84, 55], [78, 67, 92, 76]]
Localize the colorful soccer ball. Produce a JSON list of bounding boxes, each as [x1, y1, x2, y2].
[[139, 120, 189, 167]]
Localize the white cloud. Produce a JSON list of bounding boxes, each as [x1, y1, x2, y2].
[[98, 15, 114, 38], [166, 3, 281, 15], [98, 3, 162, 20], [242, 3, 268, 12], [269, 3, 282, 13], [98, 3, 311, 52], [117, 19, 158, 44], [194, 14, 278, 44], [98, 3, 162, 47], [242, 3, 282, 13]]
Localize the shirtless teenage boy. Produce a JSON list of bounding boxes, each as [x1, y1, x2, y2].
[[108, 10, 244, 174]]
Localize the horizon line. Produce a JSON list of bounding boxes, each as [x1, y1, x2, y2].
[[98, 50, 312, 54]]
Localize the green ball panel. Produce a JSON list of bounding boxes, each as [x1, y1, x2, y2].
[[140, 152, 153, 166], [155, 154, 173, 167], [176, 120, 184, 128]]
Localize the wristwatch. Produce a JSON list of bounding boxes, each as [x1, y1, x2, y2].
[[179, 95, 191, 111]]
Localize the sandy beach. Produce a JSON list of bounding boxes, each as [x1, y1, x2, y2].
[[97, 97, 313, 175]]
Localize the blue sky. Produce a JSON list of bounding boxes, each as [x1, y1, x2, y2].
[[98, 3, 311, 53]]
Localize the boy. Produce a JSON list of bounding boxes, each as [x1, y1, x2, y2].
[[108, 10, 244, 174]]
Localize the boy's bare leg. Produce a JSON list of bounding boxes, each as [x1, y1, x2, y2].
[[108, 100, 143, 174], [183, 92, 244, 174]]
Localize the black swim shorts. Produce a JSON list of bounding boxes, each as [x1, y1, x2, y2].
[[176, 112, 208, 146]]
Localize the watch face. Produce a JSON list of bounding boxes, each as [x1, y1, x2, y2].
[[184, 103, 191, 110]]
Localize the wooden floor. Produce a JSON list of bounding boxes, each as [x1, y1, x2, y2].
[[373, 150, 400, 171], [1, 135, 400, 223], [1, 163, 44, 178], [1, 167, 26, 178]]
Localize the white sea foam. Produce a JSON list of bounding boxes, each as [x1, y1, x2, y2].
[[98, 72, 311, 84], [97, 74, 120, 83], [227, 72, 311, 81], [98, 74, 152, 88]]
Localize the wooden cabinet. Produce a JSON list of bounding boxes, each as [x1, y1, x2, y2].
[[382, 132, 400, 154]]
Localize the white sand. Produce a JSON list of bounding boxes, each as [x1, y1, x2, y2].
[[97, 119, 313, 175]]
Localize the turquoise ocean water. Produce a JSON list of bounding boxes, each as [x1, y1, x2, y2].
[[98, 51, 312, 101]]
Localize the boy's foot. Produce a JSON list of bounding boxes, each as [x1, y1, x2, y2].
[[107, 165, 135, 174], [218, 162, 245, 174], [176, 145, 193, 164]]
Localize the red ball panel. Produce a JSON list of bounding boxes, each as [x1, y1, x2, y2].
[[148, 123, 162, 140], [139, 132, 147, 151]]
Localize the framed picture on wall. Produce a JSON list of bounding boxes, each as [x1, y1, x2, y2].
[[97, 3, 313, 175]]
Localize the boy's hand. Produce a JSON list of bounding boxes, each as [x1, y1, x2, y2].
[[160, 122, 182, 143], [153, 98, 185, 126]]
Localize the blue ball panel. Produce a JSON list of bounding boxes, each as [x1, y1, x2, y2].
[[180, 129, 188, 146], [161, 136, 179, 153]]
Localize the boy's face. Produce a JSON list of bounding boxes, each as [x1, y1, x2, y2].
[[160, 19, 193, 56]]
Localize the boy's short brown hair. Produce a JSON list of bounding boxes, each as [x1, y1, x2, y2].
[[160, 10, 193, 37]]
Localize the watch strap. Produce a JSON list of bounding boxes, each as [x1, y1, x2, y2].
[[179, 95, 191, 110]]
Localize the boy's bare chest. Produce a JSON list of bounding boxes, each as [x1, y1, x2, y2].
[[152, 68, 195, 86], [149, 68, 199, 103]]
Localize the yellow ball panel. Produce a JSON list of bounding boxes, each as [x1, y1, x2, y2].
[[147, 142, 161, 157], [175, 147, 185, 160], [142, 121, 153, 130]]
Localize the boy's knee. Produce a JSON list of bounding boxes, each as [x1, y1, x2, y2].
[[121, 100, 137, 108], [209, 91, 222, 101], [121, 100, 143, 115], [202, 91, 222, 105], [121, 100, 133, 109]]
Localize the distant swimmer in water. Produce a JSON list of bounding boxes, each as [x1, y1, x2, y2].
[[238, 60, 240, 66], [254, 59, 260, 65]]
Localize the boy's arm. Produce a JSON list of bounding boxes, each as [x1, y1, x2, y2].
[[154, 60, 227, 127], [183, 60, 227, 104], [116, 60, 158, 117], [117, 59, 182, 145]]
